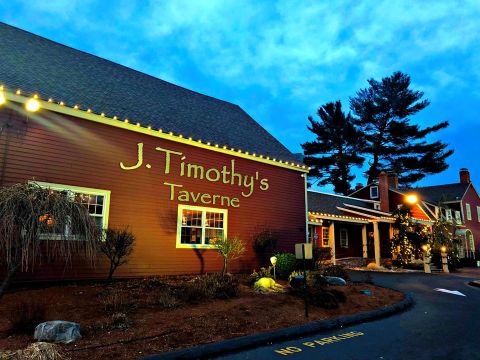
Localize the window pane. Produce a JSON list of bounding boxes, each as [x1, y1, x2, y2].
[[182, 210, 202, 227], [205, 228, 224, 244], [181, 227, 202, 244], [206, 211, 223, 228]]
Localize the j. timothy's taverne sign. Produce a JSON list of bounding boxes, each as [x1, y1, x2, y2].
[[0, 22, 307, 280]]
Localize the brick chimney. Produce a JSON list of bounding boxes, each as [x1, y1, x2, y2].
[[379, 172, 390, 212], [355, 183, 363, 191], [387, 173, 399, 190], [460, 168, 471, 184]]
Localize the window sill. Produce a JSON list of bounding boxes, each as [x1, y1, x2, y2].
[[176, 244, 217, 249]]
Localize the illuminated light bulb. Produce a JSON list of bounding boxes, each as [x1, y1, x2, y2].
[[188, 137, 193, 140], [215, 144, 219, 147], [207, 142, 211, 146], [87, 108, 92, 113], [0, 91, 5, 106], [48, 98, 53, 103], [237, 149, 242, 153], [16, 89, 21, 95], [273, 158, 276, 161], [74, 105, 79, 110], [179, 134, 183, 138], [405, 194, 418, 204], [169, 131, 173, 135], [223, 145, 227, 149], [60, 101, 65, 106], [136, 123, 141, 127], [231, 148, 235, 151], [252, 153, 256, 156], [148, 125, 152, 130], [33, 94, 39, 99], [113, 116, 117, 120], [100, 112, 105, 117], [159, 129, 163, 133], [245, 151, 249, 155], [266, 156, 270, 160], [25, 98, 41, 112]]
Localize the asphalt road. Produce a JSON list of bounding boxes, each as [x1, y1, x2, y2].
[[216, 269, 480, 360]]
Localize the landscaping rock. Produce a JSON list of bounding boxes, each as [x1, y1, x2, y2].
[[34, 321, 81, 344], [254, 277, 285, 293], [325, 276, 347, 286]]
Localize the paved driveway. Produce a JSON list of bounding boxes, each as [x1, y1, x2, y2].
[[216, 269, 480, 360]]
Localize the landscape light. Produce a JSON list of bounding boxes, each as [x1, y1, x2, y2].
[[441, 246, 447, 253], [25, 98, 40, 112], [421, 244, 428, 252]]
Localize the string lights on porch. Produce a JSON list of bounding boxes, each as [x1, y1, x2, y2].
[[0, 85, 311, 171]]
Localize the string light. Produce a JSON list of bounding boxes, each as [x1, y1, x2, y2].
[[1, 86, 309, 170]]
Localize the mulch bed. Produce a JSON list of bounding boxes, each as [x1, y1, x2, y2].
[[0, 275, 404, 359]]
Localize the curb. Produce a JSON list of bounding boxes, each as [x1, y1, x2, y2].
[[142, 292, 414, 360], [468, 281, 480, 288]]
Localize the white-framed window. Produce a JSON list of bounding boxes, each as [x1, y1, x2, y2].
[[477, 206, 480, 222], [339, 229, 348, 248], [455, 211, 462, 224], [466, 203, 472, 221], [374, 203, 381, 210], [370, 186, 379, 199], [446, 209, 452, 222], [33, 181, 110, 239], [322, 227, 329, 246], [176, 204, 227, 248]]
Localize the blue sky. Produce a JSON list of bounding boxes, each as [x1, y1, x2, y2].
[[1, 1, 479, 190]]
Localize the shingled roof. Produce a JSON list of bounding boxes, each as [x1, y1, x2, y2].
[[411, 183, 470, 204], [0, 22, 298, 162], [308, 191, 377, 216]]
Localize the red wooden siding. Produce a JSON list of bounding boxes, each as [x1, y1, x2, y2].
[[0, 106, 306, 280], [462, 185, 480, 251]]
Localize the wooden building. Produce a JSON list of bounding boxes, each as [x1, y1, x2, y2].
[[0, 23, 308, 280]]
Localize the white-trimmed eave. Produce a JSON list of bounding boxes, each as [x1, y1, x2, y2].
[[342, 203, 392, 216], [308, 212, 369, 224], [2, 89, 309, 173]]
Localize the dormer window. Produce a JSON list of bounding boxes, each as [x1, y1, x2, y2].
[[370, 186, 379, 199]]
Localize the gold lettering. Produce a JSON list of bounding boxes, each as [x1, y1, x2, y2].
[[201, 193, 211, 204], [120, 142, 144, 170], [302, 342, 316, 348], [206, 168, 221, 182], [155, 147, 183, 174], [178, 190, 189, 202], [241, 175, 254, 197], [187, 164, 205, 179], [230, 160, 242, 186], [213, 195, 221, 204], [190, 192, 201, 203], [163, 182, 183, 200], [260, 178, 269, 191], [230, 197, 240, 207], [221, 165, 231, 184]]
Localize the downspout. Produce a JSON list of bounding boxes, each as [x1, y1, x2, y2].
[[303, 173, 309, 243]]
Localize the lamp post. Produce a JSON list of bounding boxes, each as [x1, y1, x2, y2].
[[421, 244, 431, 273], [270, 256, 277, 279], [441, 246, 449, 273]]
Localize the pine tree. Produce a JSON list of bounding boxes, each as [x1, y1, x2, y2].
[[302, 101, 364, 195], [350, 71, 453, 186]]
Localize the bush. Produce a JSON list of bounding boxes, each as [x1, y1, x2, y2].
[[321, 265, 350, 281], [308, 289, 339, 309], [210, 236, 246, 274], [249, 266, 272, 284], [314, 247, 332, 268], [155, 289, 179, 309], [99, 227, 135, 281], [8, 300, 47, 334], [182, 273, 240, 303], [101, 289, 134, 314], [253, 229, 277, 261], [274, 252, 298, 279]]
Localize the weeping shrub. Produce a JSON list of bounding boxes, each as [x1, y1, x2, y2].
[[99, 227, 135, 281]]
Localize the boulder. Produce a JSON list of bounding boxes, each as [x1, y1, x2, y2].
[[324, 276, 347, 286], [34, 321, 81, 344]]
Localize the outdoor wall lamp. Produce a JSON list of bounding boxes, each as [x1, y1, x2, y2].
[[405, 194, 418, 204], [270, 256, 277, 279]]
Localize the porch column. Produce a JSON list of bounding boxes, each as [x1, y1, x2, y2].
[[362, 224, 368, 258], [373, 221, 381, 266], [329, 222, 336, 265]]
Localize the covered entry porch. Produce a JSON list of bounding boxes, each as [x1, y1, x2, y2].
[[308, 212, 394, 266]]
